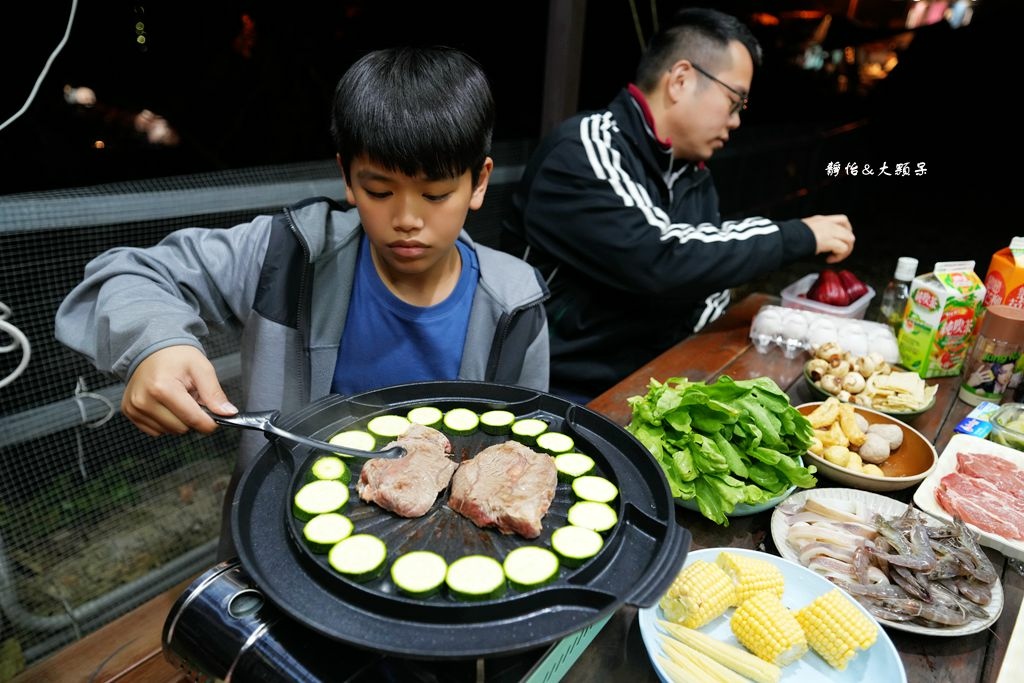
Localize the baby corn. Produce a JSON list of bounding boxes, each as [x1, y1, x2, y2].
[[659, 620, 781, 683], [795, 589, 877, 670], [660, 560, 734, 628], [730, 592, 808, 667], [716, 551, 785, 606]]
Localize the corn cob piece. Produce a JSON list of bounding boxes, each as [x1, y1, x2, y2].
[[730, 591, 808, 666], [795, 589, 878, 670], [659, 560, 735, 628], [716, 551, 785, 606], [659, 620, 781, 683]]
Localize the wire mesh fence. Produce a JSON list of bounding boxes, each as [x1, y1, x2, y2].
[[0, 160, 350, 670]]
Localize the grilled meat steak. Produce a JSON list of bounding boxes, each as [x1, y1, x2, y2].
[[357, 424, 456, 518], [448, 441, 557, 539]]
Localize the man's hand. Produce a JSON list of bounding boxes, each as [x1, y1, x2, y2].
[[803, 214, 855, 264], [121, 345, 237, 436]]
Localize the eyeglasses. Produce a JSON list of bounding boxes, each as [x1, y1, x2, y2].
[[688, 61, 748, 116]]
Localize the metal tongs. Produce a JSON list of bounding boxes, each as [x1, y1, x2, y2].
[[205, 409, 406, 459]]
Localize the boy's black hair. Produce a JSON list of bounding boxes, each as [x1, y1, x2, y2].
[[635, 7, 763, 91], [331, 46, 494, 186]]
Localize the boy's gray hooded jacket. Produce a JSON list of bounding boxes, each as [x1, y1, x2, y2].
[[55, 197, 549, 556]]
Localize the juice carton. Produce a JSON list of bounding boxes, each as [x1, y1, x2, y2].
[[983, 236, 1024, 310], [897, 261, 987, 378]]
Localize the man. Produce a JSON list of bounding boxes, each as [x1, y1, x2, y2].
[[503, 7, 854, 403]]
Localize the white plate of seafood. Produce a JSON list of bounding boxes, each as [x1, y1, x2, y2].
[[771, 488, 1004, 636], [914, 433, 1024, 562], [639, 548, 906, 682]]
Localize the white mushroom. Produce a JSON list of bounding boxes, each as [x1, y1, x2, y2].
[[828, 359, 852, 379], [819, 374, 843, 395], [841, 372, 867, 394], [853, 355, 878, 378], [806, 358, 830, 382]]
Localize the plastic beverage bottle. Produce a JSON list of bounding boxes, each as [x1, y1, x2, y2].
[[878, 257, 919, 334]]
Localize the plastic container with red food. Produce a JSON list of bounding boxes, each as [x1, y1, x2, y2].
[[781, 273, 875, 319]]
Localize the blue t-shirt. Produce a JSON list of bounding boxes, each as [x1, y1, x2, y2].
[[331, 237, 479, 396]]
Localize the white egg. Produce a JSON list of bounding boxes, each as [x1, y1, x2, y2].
[[808, 325, 838, 349], [781, 311, 808, 342], [752, 309, 783, 338], [869, 334, 900, 364], [844, 326, 869, 357], [806, 318, 837, 348]]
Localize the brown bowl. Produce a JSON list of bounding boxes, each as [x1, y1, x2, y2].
[[796, 402, 938, 492]]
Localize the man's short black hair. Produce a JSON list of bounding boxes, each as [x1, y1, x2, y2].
[[634, 7, 763, 91], [331, 46, 494, 186]]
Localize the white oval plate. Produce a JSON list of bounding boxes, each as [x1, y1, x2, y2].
[[772, 488, 1004, 636], [639, 547, 906, 683]]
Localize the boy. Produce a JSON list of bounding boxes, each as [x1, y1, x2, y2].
[[55, 46, 550, 557]]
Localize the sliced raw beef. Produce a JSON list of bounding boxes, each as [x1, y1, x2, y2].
[[448, 441, 557, 539], [357, 424, 456, 518], [936, 471, 1024, 540]]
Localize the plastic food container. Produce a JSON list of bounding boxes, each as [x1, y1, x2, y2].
[[990, 402, 1024, 451], [749, 304, 899, 362], [781, 273, 875, 319]]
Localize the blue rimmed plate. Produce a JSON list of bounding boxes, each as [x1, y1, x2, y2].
[[638, 547, 907, 682]]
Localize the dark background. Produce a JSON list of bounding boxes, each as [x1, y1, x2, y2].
[[0, 0, 1018, 296]]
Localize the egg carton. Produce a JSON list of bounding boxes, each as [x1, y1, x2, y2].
[[749, 305, 899, 362]]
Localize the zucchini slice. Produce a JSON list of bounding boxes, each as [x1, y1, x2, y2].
[[566, 501, 618, 533], [510, 418, 548, 446], [445, 555, 507, 601], [328, 534, 388, 582], [309, 456, 351, 484], [329, 429, 376, 453], [407, 406, 443, 428], [503, 546, 560, 591], [554, 452, 596, 482], [571, 475, 619, 504], [442, 408, 480, 436], [302, 512, 353, 553], [366, 414, 411, 440], [479, 409, 515, 435], [551, 525, 604, 569], [535, 431, 575, 455], [293, 479, 350, 522], [390, 550, 448, 598]]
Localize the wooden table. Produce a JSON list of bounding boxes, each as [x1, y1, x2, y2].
[[18, 293, 1022, 682], [567, 292, 1023, 683]]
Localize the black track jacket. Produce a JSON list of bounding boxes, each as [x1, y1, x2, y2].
[[504, 87, 816, 399]]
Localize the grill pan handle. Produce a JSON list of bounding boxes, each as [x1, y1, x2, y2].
[[624, 525, 692, 608], [205, 408, 406, 459]]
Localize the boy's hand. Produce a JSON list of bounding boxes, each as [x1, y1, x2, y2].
[[803, 214, 855, 264], [122, 345, 237, 437]]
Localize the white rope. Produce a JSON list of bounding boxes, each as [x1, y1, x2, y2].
[[72, 377, 117, 480], [0, 0, 79, 132], [0, 303, 31, 389]]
